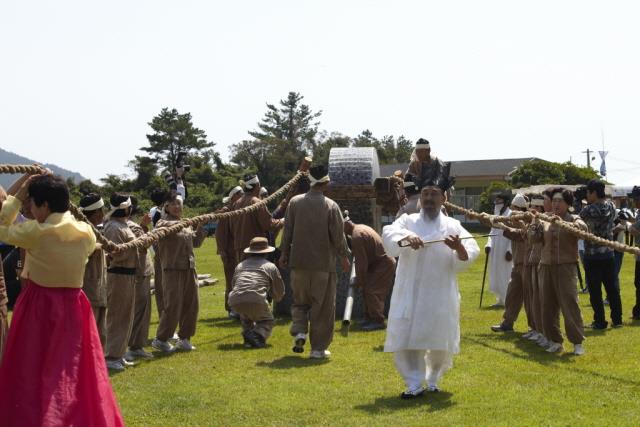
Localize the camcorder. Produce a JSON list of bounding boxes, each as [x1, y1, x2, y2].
[[573, 185, 588, 213], [176, 151, 191, 173]]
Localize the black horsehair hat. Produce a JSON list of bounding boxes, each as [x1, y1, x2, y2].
[[628, 186, 640, 199], [422, 162, 455, 193]]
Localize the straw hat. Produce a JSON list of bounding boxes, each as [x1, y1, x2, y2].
[[244, 237, 275, 254]]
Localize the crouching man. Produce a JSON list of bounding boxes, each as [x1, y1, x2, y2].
[[229, 237, 285, 348]]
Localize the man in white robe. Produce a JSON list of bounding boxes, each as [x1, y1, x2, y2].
[[383, 184, 479, 397], [485, 193, 513, 306]]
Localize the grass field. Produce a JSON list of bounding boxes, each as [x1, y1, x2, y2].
[[110, 237, 640, 426]]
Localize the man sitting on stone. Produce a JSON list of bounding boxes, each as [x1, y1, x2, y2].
[[229, 237, 285, 348], [343, 211, 396, 331]]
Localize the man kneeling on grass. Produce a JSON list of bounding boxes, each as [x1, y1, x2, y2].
[[229, 237, 285, 348]]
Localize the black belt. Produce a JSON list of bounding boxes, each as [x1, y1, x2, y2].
[[107, 267, 137, 275]]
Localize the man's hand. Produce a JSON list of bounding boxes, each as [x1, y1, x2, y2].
[[402, 235, 424, 250], [279, 254, 288, 269], [505, 251, 513, 262], [341, 256, 350, 273], [140, 213, 152, 227], [445, 235, 469, 261], [485, 246, 491, 255]]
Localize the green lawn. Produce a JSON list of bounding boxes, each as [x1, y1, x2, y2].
[[111, 237, 640, 426]]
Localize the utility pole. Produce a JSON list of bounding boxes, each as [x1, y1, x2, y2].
[[582, 148, 594, 168]]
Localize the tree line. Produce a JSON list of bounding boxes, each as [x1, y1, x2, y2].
[[66, 91, 603, 215]]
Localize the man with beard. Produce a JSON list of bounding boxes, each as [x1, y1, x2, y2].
[[382, 166, 479, 397]]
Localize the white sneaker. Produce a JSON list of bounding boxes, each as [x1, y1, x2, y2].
[[170, 333, 179, 343], [119, 358, 135, 368], [527, 331, 541, 341], [427, 383, 440, 393], [309, 350, 331, 359], [124, 349, 154, 361], [574, 344, 585, 356], [106, 359, 125, 372], [546, 342, 564, 353], [536, 335, 549, 348], [522, 331, 534, 339], [176, 339, 196, 351], [152, 338, 175, 353]]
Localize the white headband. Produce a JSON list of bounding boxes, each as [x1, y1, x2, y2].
[[106, 197, 131, 217], [229, 186, 242, 197], [415, 143, 430, 149], [79, 198, 104, 212], [243, 176, 260, 189], [531, 199, 545, 207], [309, 175, 330, 187]]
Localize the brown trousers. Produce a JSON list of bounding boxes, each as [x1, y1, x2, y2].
[[154, 254, 164, 318], [539, 264, 585, 345], [129, 275, 151, 350], [362, 260, 396, 323], [91, 305, 107, 348], [0, 304, 7, 363], [105, 273, 136, 360], [221, 253, 238, 312], [156, 269, 199, 342], [503, 265, 524, 326], [231, 301, 275, 339], [290, 269, 337, 352], [521, 265, 536, 331]]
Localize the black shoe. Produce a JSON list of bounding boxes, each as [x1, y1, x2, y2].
[[242, 330, 263, 348], [632, 315, 640, 321], [361, 322, 386, 331], [587, 322, 608, 330], [491, 323, 513, 332], [612, 323, 623, 329], [292, 334, 306, 353], [400, 387, 425, 399]]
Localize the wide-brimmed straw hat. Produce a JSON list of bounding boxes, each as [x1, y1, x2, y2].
[[244, 237, 275, 254]]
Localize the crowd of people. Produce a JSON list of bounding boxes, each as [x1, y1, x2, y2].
[[0, 138, 638, 422], [488, 181, 640, 357]]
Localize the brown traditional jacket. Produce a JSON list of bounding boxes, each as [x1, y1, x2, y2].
[[214, 205, 234, 257], [534, 213, 588, 265], [503, 227, 526, 266], [128, 220, 153, 276], [280, 191, 350, 272], [350, 224, 395, 285], [228, 256, 284, 306], [156, 216, 207, 270], [103, 219, 138, 269], [231, 194, 279, 254], [83, 248, 107, 307]]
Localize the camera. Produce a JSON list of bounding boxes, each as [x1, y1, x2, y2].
[[176, 151, 191, 173]]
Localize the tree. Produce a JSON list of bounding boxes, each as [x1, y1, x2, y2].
[[510, 159, 601, 188], [395, 136, 414, 163], [479, 181, 512, 214], [142, 108, 216, 173], [231, 92, 322, 190], [312, 131, 351, 166]]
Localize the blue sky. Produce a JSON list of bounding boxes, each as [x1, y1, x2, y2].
[[1, 1, 637, 184]]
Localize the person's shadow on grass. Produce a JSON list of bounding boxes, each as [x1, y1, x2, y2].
[[256, 356, 330, 369], [354, 391, 455, 413]]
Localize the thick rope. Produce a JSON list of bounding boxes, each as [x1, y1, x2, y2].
[[444, 201, 640, 256], [0, 164, 306, 254]]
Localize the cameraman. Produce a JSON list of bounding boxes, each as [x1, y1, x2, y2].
[[579, 180, 622, 329], [627, 186, 640, 320]]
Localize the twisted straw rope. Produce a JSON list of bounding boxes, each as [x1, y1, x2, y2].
[[0, 164, 306, 254], [444, 201, 640, 256]]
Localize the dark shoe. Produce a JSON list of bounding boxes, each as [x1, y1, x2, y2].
[[253, 332, 266, 348], [400, 387, 425, 399], [242, 330, 263, 348], [586, 322, 608, 330], [490, 323, 513, 332], [228, 310, 240, 320], [632, 315, 640, 321], [361, 322, 386, 331], [612, 323, 623, 329], [292, 333, 306, 353]]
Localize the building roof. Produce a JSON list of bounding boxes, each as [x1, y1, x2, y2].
[[379, 157, 540, 179]]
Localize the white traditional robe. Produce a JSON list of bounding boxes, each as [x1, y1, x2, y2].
[[382, 211, 479, 390], [485, 206, 513, 304], [382, 211, 479, 353]]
